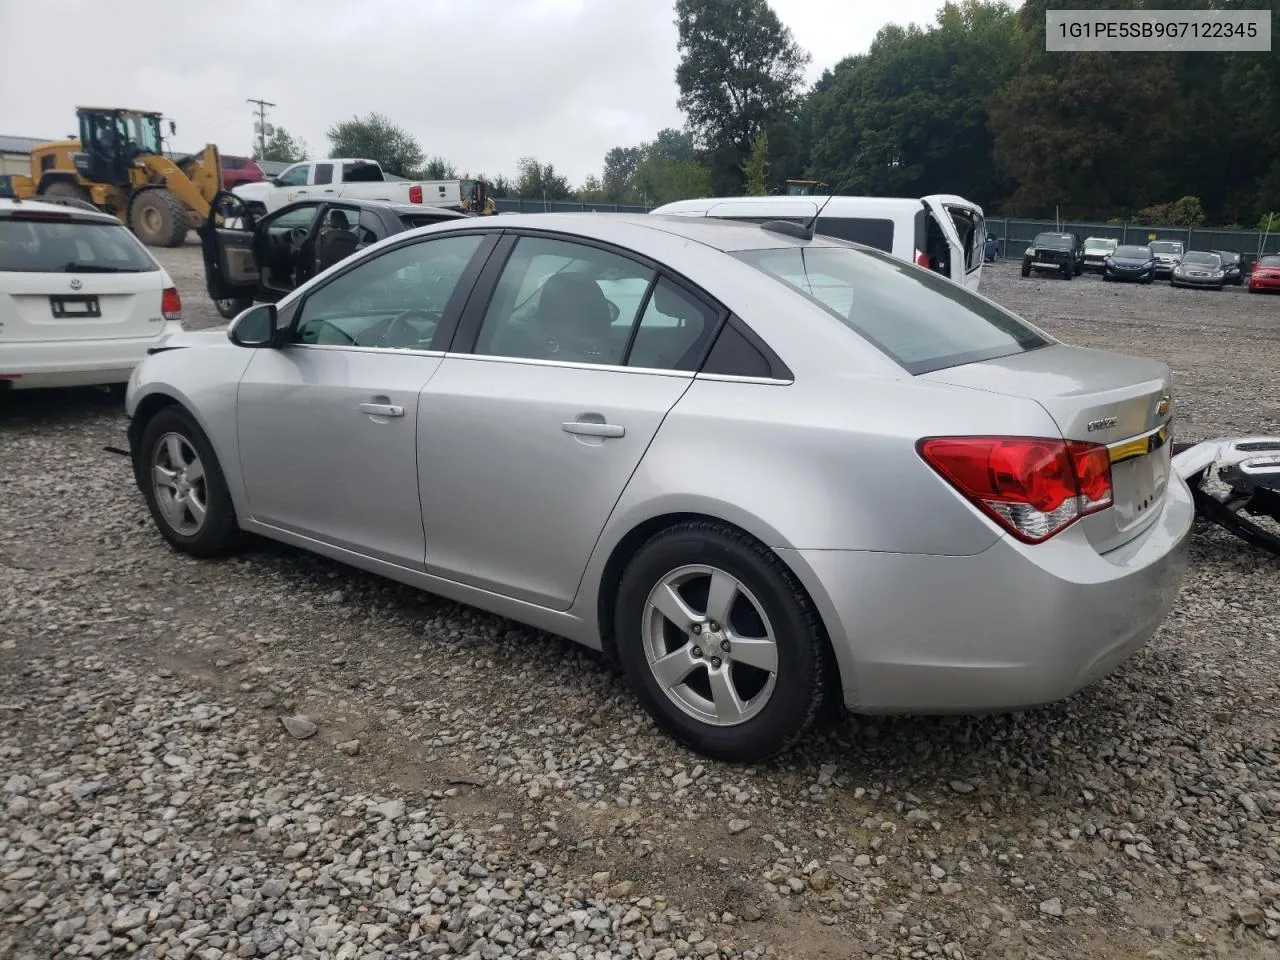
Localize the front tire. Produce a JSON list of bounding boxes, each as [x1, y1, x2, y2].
[[130, 189, 189, 247], [138, 406, 241, 558], [1021, 260, 1031, 278], [614, 520, 831, 763]]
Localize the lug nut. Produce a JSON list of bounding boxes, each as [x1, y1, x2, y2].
[[691, 623, 702, 635], [692, 647, 703, 658], [708, 621, 720, 632], [710, 657, 722, 668], [720, 640, 731, 652]]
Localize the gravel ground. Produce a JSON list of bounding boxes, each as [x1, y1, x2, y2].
[[2, 245, 1279, 960]]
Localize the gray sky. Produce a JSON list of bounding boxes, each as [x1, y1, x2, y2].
[[2, 0, 961, 185]]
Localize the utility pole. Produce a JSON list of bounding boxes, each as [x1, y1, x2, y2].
[[246, 98, 275, 158]]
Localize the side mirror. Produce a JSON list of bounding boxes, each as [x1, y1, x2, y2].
[[271, 178, 284, 187], [227, 304, 277, 348]]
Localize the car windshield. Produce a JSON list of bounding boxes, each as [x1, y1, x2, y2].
[[1034, 233, 1073, 249], [1085, 238, 1117, 251], [1150, 241, 1183, 255], [1182, 252, 1221, 267], [1113, 245, 1151, 259], [734, 244, 1050, 375], [1259, 255, 1280, 268], [0, 216, 158, 273]]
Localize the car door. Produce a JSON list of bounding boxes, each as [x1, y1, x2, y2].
[[253, 204, 326, 295], [921, 196, 971, 289], [272, 163, 312, 209], [204, 202, 322, 304], [235, 230, 498, 569], [419, 232, 721, 610]]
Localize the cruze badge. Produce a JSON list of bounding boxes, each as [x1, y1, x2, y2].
[[1087, 416, 1119, 432]]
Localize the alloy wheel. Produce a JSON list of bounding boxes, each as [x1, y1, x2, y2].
[[151, 432, 208, 536], [641, 564, 779, 726]]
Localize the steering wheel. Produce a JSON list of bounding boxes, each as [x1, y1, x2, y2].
[[298, 319, 356, 345], [375, 309, 442, 349], [288, 226, 310, 248]]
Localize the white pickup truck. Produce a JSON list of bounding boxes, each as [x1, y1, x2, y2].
[[231, 158, 493, 215]]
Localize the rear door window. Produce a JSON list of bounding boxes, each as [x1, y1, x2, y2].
[[0, 217, 159, 273], [734, 245, 1049, 375]]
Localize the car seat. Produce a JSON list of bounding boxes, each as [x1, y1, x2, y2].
[[316, 208, 359, 274]]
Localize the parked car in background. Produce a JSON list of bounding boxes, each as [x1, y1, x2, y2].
[[126, 211, 1192, 762], [0, 197, 182, 393], [1082, 236, 1118, 272], [1248, 254, 1280, 293], [1021, 231, 1083, 279], [232, 157, 494, 217], [221, 155, 265, 191], [1213, 249, 1244, 286], [200, 194, 468, 318], [1101, 244, 1156, 284], [1149, 240, 1185, 279], [648, 193, 988, 292], [1171, 250, 1226, 290]]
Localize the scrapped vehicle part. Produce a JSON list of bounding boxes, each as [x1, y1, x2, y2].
[[1172, 437, 1280, 555]]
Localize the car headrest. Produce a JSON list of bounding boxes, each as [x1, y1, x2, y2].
[[535, 272, 612, 330], [328, 209, 351, 229], [652, 282, 699, 323]]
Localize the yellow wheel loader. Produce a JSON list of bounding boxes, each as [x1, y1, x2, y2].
[[11, 107, 222, 247]]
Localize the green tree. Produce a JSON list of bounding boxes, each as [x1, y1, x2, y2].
[[674, 0, 809, 193], [602, 146, 642, 201], [325, 112, 424, 176], [419, 156, 458, 180], [804, 1, 1021, 203], [253, 126, 308, 164], [513, 157, 572, 201], [743, 131, 770, 195]]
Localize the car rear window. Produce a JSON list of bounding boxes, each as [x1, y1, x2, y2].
[[733, 245, 1050, 375], [0, 217, 158, 273]]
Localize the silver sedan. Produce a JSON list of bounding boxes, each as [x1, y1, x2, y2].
[[124, 213, 1194, 762]]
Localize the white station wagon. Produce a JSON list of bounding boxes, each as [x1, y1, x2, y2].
[[0, 198, 183, 393]]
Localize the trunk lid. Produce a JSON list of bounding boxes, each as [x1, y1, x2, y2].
[[1, 270, 165, 342], [922, 344, 1174, 553]]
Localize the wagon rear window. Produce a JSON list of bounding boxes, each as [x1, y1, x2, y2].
[[0, 218, 158, 273], [734, 244, 1049, 375]]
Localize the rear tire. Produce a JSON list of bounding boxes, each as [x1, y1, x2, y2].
[[138, 406, 241, 558], [1021, 260, 1031, 278], [613, 520, 832, 763], [130, 189, 189, 247]]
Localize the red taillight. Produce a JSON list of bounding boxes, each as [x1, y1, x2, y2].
[[914, 248, 930, 268], [918, 436, 1114, 543], [161, 287, 182, 322], [408, 185, 423, 204]]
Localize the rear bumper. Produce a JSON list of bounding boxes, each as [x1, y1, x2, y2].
[[781, 473, 1195, 714], [0, 324, 182, 389]]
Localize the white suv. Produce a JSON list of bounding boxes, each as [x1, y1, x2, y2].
[[0, 197, 182, 392]]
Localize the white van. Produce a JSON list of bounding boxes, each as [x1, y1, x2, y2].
[[649, 194, 987, 292]]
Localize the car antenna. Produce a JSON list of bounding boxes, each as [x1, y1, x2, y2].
[[759, 190, 835, 242]]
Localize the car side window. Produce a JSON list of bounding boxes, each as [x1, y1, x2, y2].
[[473, 236, 654, 366], [264, 205, 321, 232], [278, 165, 310, 187], [293, 235, 483, 350], [626, 278, 719, 371], [314, 163, 334, 185]]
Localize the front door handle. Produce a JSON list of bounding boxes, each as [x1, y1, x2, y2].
[[358, 402, 404, 418], [562, 420, 624, 438]]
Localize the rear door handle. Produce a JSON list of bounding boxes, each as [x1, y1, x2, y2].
[[358, 402, 404, 418], [562, 421, 624, 438]]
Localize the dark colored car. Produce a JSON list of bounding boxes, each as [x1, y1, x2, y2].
[[984, 233, 999, 261], [1248, 254, 1280, 294], [1149, 240, 1185, 279], [1213, 249, 1244, 286], [1021, 231, 1083, 280], [200, 193, 469, 318], [1101, 244, 1156, 284], [221, 155, 267, 191]]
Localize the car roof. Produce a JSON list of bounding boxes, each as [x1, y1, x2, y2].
[[0, 197, 122, 224], [414, 211, 857, 253]]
